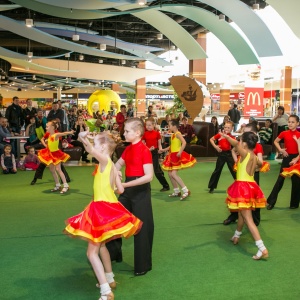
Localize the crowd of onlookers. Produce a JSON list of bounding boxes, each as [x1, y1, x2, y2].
[[0, 96, 291, 174]]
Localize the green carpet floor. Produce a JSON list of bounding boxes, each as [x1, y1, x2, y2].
[[1, 160, 300, 300]]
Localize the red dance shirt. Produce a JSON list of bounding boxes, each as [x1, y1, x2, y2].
[[214, 133, 235, 151], [142, 130, 161, 149], [121, 140, 153, 177], [254, 143, 263, 155], [278, 129, 300, 154]]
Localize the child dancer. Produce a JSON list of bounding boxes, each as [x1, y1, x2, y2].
[[208, 121, 236, 193], [65, 131, 142, 300], [281, 135, 300, 209], [221, 131, 268, 260], [223, 123, 269, 226], [267, 115, 300, 210], [23, 146, 40, 170], [38, 120, 73, 194], [106, 118, 154, 276], [161, 119, 196, 200], [143, 118, 170, 192], [1, 144, 17, 174]]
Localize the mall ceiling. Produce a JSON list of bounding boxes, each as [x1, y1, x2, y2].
[[0, 0, 290, 93]]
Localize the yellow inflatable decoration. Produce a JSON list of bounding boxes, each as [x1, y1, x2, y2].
[[87, 90, 121, 116]]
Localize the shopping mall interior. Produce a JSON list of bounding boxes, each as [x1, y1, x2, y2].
[[0, 1, 300, 118]]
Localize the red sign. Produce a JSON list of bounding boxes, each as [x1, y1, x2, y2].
[[244, 87, 264, 117]]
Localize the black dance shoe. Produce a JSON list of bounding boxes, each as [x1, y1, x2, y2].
[[266, 204, 274, 210], [31, 178, 37, 185]]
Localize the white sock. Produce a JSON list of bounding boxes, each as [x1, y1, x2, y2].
[[233, 230, 242, 238], [182, 186, 188, 193], [105, 272, 115, 284], [174, 188, 180, 194], [63, 183, 69, 188], [255, 239, 266, 252], [55, 183, 61, 187], [100, 283, 111, 297]]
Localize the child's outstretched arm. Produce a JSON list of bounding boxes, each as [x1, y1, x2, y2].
[[55, 130, 74, 139]]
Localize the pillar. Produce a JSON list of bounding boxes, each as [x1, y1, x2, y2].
[[111, 83, 120, 94], [136, 61, 146, 116], [188, 33, 207, 85], [280, 66, 292, 113], [220, 89, 230, 115]]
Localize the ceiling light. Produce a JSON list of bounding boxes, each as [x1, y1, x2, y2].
[[79, 54, 84, 61], [121, 59, 126, 65], [219, 14, 225, 21], [137, 0, 147, 5], [99, 44, 106, 51], [27, 51, 33, 58], [157, 33, 163, 40], [72, 34, 80, 41], [25, 19, 33, 27], [253, 3, 259, 10], [65, 53, 70, 58], [170, 45, 176, 50], [99, 59, 103, 64]]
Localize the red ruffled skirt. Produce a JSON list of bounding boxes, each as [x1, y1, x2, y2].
[[162, 151, 196, 171], [281, 162, 300, 178], [64, 200, 142, 243], [226, 180, 266, 211], [38, 148, 70, 165]]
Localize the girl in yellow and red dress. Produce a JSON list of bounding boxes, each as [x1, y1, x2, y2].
[[38, 120, 74, 194], [161, 119, 196, 200], [281, 135, 300, 182], [221, 131, 268, 260], [64, 131, 142, 300]]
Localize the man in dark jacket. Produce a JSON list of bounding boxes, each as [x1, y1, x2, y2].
[[5, 96, 24, 134], [227, 104, 241, 131], [23, 99, 37, 127], [47, 101, 64, 131]]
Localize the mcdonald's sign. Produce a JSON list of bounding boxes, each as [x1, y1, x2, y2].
[[247, 92, 261, 106], [244, 88, 264, 117]]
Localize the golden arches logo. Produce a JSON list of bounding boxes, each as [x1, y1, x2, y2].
[[247, 92, 261, 106]]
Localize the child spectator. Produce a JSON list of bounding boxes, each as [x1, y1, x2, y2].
[[23, 146, 40, 170], [211, 116, 219, 135], [258, 119, 273, 144], [1, 144, 17, 174]]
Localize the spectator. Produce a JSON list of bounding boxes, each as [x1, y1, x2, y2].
[[116, 104, 127, 137], [68, 108, 78, 131], [147, 105, 157, 118], [259, 119, 273, 144], [0, 117, 15, 156], [160, 114, 170, 131], [23, 99, 37, 127], [71, 115, 90, 163], [47, 101, 64, 131], [272, 105, 289, 135], [57, 100, 69, 131], [24, 116, 39, 152], [1, 144, 17, 174], [219, 115, 231, 132], [228, 104, 241, 131], [5, 96, 24, 134], [23, 146, 40, 170], [127, 103, 134, 118], [179, 117, 195, 143], [211, 116, 219, 135]]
